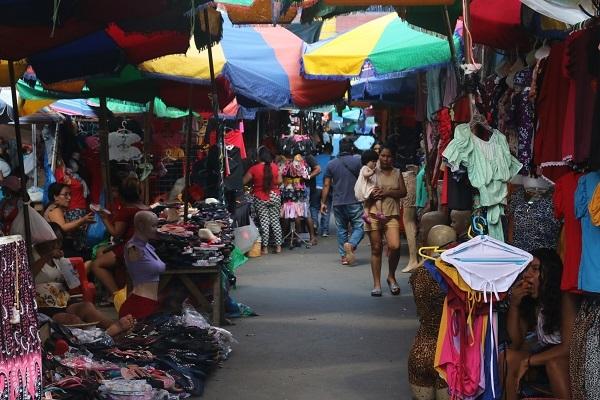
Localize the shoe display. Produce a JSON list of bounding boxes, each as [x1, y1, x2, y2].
[[153, 201, 234, 269]]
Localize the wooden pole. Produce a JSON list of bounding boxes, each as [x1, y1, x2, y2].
[[8, 61, 33, 263], [98, 97, 112, 204], [203, 7, 225, 204]]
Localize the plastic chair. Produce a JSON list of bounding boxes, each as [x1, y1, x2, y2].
[[68, 257, 96, 303]]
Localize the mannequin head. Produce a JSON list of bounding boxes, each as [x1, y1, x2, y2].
[[419, 211, 449, 243], [450, 210, 472, 238], [427, 225, 457, 247], [523, 176, 551, 192], [133, 211, 158, 242]]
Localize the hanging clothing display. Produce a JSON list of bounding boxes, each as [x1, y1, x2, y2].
[[108, 130, 142, 162], [533, 42, 572, 170], [575, 171, 600, 293], [590, 183, 600, 226], [443, 124, 522, 240], [508, 186, 560, 252], [553, 171, 583, 292], [0, 236, 42, 400], [280, 155, 311, 219], [224, 129, 247, 159]]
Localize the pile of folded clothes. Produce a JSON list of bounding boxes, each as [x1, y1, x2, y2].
[[42, 308, 235, 399]]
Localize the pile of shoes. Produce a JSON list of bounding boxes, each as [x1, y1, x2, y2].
[[42, 310, 234, 399], [153, 200, 234, 269]]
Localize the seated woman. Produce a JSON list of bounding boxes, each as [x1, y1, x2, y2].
[[33, 223, 133, 336], [90, 176, 149, 298], [119, 211, 166, 320], [44, 183, 95, 257], [503, 248, 572, 400]]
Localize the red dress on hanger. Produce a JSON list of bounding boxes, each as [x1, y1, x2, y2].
[[553, 171, 583, 292]]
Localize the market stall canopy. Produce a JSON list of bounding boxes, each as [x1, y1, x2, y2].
[[224, 0, 322, 24], [302, 13, 460, 80], [0, 60, 27, 86], [470, 0, 531, 50], [0, 90, 64, 123], [18, 65, 235, 114], [141, 15, 348, 109], [402, 1, 462, 35], [351, 75, 416, 105], [520, 0, 592, 25], [0, 0, 221, 61]]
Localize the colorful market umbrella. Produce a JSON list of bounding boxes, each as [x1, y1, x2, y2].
[[17, 65, 235, 113], [0, 1, 220, 61], [141, 15, 348, 109], [302, 13, 460, 79]]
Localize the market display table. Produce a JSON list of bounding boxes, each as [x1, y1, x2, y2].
[[159, 266, 223, 326]]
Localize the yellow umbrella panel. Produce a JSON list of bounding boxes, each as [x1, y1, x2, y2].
[[139, 38, 226, 83]]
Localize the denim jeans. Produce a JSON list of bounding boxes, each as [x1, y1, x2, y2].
[[309, 198, 332, 235], [333, 203, 365, 257]]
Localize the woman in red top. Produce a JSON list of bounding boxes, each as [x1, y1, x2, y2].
[[90, 177, 149, 297], [243, 147, 283, 254]]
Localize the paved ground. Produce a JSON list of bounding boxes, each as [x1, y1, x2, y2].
[[203, 235, 418, 400]]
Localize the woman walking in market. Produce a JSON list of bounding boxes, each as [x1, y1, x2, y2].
[[244, 146, 283, 254], [364, 145, 406, 297]]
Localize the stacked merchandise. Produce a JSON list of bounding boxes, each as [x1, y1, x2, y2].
[[153, 201, 234, 269], [41, 307, 235, 399]]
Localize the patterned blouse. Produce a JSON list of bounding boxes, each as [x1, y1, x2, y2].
[[508, 186, 560, 252]]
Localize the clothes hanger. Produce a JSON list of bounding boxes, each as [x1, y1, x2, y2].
[[469, 111, 492, 140]]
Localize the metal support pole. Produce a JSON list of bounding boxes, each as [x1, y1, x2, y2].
[[8, 61, 33, 264], [98, 97, 112, 204], [256, 114, 260, 151], [203, 7, 225, 204], [443, 5, 461, 84], [142, 101, 154, 204], [183, 106, 193, 221]]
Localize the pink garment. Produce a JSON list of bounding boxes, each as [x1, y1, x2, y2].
[[435, 300, 487, 399]]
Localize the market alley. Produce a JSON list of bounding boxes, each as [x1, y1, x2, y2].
[[203, 236, 417, 400]]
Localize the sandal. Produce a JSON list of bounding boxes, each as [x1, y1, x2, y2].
[[371, 288, 382, 297], [387, 279, 401, 296]]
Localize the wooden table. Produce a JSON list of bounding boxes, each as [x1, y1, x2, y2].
[[159, 266, 224, 326]]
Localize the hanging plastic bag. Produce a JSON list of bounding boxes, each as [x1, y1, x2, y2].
[[87, 192, 107, 247], [230, 247, 248, 271], [10, 203, 56, 244], [87, 212, 107, 247], [233, 219, 259, 254]]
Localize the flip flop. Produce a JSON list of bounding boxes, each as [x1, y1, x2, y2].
[[387, 279, 401, 296], [371, 288, 382, 297]]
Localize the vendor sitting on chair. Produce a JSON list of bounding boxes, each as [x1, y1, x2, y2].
[[119, 211, 165, 320], [33, 223, 134, 337]]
